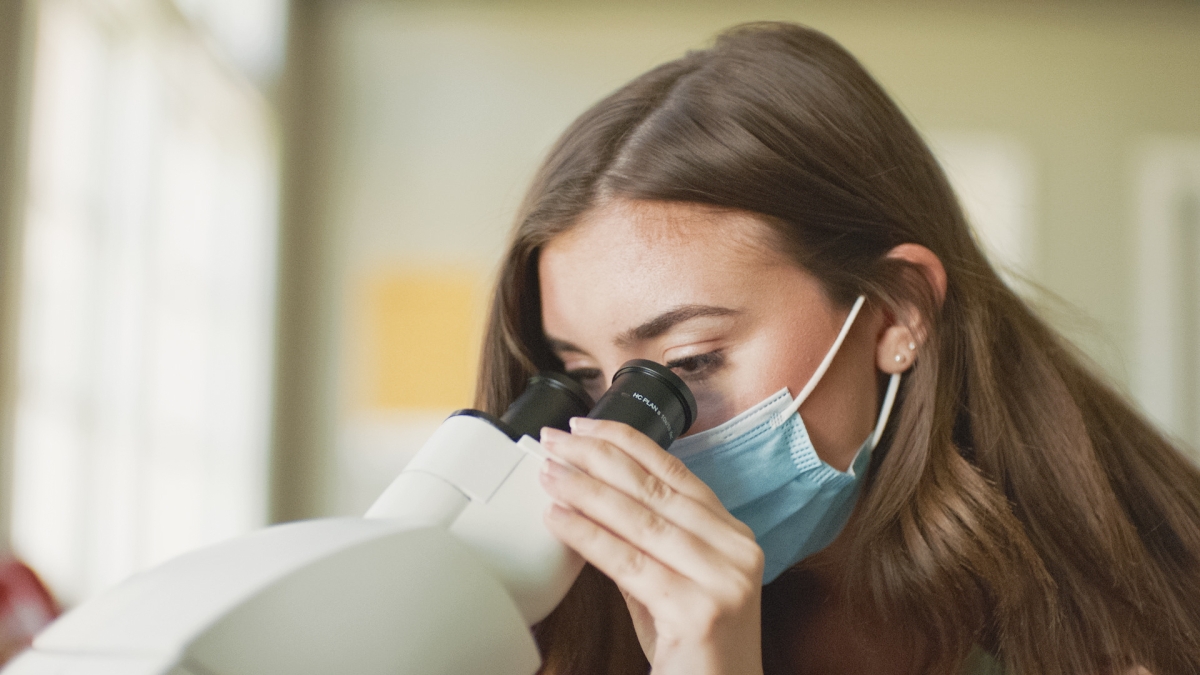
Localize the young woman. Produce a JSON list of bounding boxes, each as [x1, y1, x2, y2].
[[474, 22, 1200, 675]]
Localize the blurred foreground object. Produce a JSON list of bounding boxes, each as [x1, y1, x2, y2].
[[0, 559, 57, 666]]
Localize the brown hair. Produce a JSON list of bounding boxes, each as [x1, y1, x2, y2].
[[475, 22, 1200, 675]]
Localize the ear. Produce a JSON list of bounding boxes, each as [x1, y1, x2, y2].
[[875, 243, 947, 374]]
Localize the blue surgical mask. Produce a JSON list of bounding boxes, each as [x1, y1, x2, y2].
[[669, 296, 901, 584]]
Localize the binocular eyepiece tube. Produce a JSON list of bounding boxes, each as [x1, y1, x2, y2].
[[455, 359, 698, 449]]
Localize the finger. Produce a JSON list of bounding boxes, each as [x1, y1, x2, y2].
[[570, 417, 722, 506], [554, 420, 748, 533], [539, 457, 748, 587], [540, 427, 758, 563], [543, 502, 711, 626]]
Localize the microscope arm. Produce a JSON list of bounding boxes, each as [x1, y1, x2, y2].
[[365, 413, 585, 624]]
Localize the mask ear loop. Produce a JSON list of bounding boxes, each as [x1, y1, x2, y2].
[[846, 371, 901, 478], [844, 369, 902, 475], [869, 372, 901, 451], [772, 295, 867, 427]]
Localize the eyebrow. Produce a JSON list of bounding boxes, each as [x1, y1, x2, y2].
[[545, 304, 740, 358], [616, 304, 740, 348]]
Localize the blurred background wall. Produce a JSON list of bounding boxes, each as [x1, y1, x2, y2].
[[0, 0, 1198, 614]]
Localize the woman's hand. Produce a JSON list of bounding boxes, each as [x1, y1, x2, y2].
[[538, 417, 765, 675]]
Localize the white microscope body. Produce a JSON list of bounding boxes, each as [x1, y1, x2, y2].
[[3, 414, 582, 675], [2, 361, 695, 675]]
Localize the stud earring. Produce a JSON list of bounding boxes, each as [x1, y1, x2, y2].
[[894, 354, 904, 363], [908, 341, 916, 350]]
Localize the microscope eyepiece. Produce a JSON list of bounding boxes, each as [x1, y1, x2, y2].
[[497, 371, 594, 440], [457, 360, 696, 450], [586, 359, 697, 449]]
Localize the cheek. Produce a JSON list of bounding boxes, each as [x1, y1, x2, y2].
[[682, 346, 788, 435], [687, 387, 740, 436], [682, 321, 829, 436]]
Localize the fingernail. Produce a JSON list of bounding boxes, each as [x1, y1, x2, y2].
[[569, 416, 597, 432], [540, 427, 568, 445], [540, 458, 570, 481], [545, 502, 573, 522]]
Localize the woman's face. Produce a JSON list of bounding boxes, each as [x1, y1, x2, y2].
[[538, 199, 885, 472]]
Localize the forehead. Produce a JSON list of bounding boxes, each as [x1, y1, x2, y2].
[[564, 198, 778, 252], [538, 200, 788, 336], [544, 199, 784, 271]]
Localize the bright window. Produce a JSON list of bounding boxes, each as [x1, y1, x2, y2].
[[12, 0, 280, 604]]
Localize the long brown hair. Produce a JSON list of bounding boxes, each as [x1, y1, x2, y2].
[[475, 22, 1200, 675]]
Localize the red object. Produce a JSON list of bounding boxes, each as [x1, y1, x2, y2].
[[0, 558, 59, 665]]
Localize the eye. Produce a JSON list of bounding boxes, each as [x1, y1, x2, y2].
[[665, 351, 725, 379], [565, 367, 604, 386]]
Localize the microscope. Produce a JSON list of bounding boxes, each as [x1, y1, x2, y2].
[[2, 360, 697, 675]]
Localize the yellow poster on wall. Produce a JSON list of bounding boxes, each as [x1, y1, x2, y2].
[[355, 268, 486, 411]]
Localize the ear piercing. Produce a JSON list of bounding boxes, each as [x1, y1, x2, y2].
[[894, 341, 918, 364]]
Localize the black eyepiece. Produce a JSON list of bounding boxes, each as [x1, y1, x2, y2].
[[456, 362, 695, 449], [499, 371, 594, 440], [586, 359, 697, 449]]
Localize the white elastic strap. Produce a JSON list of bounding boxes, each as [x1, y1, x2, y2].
[[774, 295, 866, 425], [869, 372, 901, 451]]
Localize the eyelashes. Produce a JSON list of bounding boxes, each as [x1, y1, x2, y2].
[[565, 351, 725, 387], [665, 350, 725, 380], [565, 367, 603, 386]]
